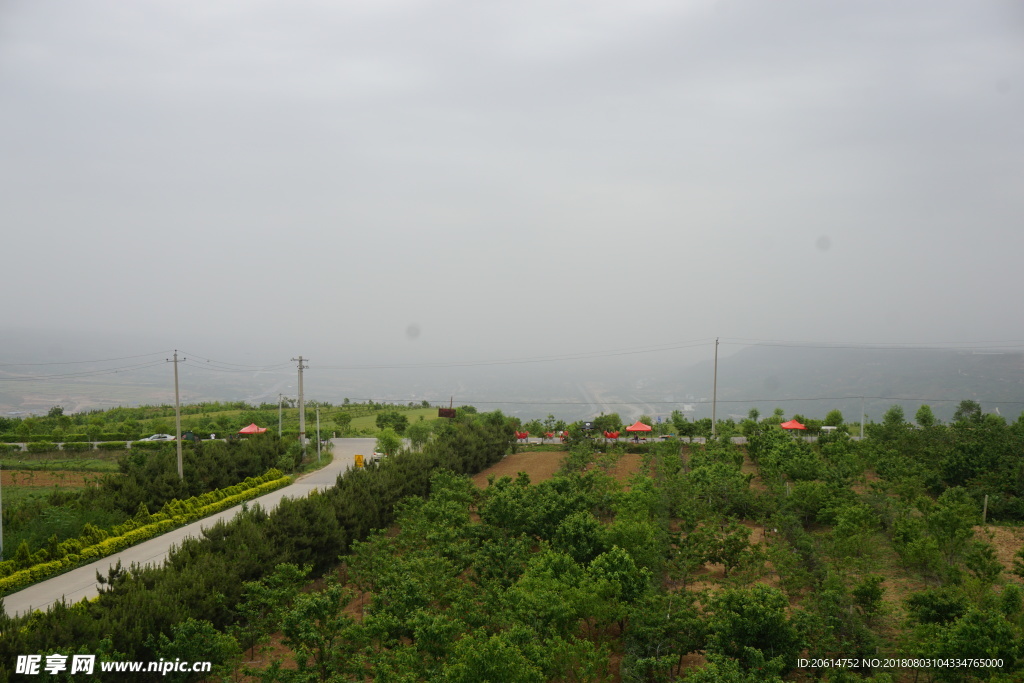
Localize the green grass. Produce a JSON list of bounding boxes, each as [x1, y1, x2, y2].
[[348, 407, 442, 433], [1, 484, 88, 507], [1, 457, 120, 472]]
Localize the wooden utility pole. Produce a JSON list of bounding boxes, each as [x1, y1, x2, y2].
[[712, 338, 719, 439], [168, 350, 186, 479], [292, 356, 308, 457]]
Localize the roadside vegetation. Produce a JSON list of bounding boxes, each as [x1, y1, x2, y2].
[[1, 400, 1023, 681]]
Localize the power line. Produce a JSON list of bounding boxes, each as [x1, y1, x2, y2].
[[0, 359, 168, 382], [179, 351, 293, 371], [0, 351, 171, 367]]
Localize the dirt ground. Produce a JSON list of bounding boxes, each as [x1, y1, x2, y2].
[[0, 470, 96, 487], [470, 451, 566, 487], [470, 451, 644, 489], [977, 524, 1024, 583]]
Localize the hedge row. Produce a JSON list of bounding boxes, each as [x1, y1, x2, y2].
[[0, 442, 128, 453], [0, 434, 132, 444], [129, 441, 178, 451], [0, 470, 291, 595]]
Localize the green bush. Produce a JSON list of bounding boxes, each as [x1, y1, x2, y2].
[[26, 442, 58, 453], [96, 442, 128, 451], [131, 441, 175, 451], [0, 443, 22, 453], [62, 442, 94, 452], [64, 434, 90, 442]]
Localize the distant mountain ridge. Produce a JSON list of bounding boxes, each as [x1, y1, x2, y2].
[[649, 345, 1024, 422]]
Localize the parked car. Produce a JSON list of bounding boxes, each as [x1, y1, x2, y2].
[[140, 434, 175, 441]]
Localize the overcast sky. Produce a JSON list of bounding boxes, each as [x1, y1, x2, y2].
[[2, 0, 1023, 374]]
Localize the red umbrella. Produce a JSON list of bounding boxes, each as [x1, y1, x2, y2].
[[238, 423, 267, 434], [779, 419, 807, 431]]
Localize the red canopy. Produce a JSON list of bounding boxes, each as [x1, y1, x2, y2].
[[238, 423, 267, 434], [625, 421, 653, 432], [779, 419, 807, 430]]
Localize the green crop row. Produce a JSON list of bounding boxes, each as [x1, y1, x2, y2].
[[0, 470, 291, 595]]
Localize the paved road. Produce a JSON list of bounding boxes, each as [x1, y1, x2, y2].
[[1, 438, 376, 618]]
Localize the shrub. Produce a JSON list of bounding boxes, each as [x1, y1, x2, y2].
[[131, 441, 175, 451], [62, 442, 94, 452], [96, 442, 128, 451], [26, 442, 58, 453]]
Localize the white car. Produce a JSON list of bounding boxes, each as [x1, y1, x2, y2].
[[140, 434, 176, 441]]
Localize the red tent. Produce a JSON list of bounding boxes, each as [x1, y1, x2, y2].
[[625, 421, 652, 433], [779, 419, 807, 430], [238, 423, 267, 434]]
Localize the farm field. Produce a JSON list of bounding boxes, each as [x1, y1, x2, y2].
[[0, 469, 97, 507]]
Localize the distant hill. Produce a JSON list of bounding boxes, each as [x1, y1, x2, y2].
[[649, 345, 1024, 422]]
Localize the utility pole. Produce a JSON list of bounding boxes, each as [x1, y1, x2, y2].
[[168, 350, 185, 479], [1, 464, 4, 561], [711, 337, 719, 440], [316, 407, 321, 463], [279, 393, 284, 436], [292, 356, 308, 458], [860, 396, 865, 440]]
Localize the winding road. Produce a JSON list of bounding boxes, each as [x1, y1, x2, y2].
[[2, 438, 374, 618]]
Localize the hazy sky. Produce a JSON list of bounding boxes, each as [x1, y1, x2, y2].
[[3, 0, 1023, 373]]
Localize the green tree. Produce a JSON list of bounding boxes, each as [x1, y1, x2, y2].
[[150, 618, 240, 682], [926, 488, 978, 567], [915, 404, 937, 428], [376, 410, 410, 435], [706, 585, 802, 674], [376, 428, 403, 457], [953, 399, 983, 424], [281, 580, 360, 681], [334, 411, 353, 432], [882, 405, 906, 427], [441, 629, 545, 683], [592, 413, 622, 433], [823, 409, 843, 427], [406, 420, 432, 451]]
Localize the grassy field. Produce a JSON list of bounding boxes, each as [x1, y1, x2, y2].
[[0, 455, 121, 472], [347, 407, 440, 432]]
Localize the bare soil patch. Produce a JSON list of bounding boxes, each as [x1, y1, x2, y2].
[[610, 452, 644, 488], [976, 524, 1024, 583], [740, 452, 766, 492], [470, 451, 566, 487]]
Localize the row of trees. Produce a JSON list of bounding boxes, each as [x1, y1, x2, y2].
[[1, 436, 289, 581]]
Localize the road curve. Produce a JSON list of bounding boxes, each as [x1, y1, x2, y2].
[[1, 438, 375, 619]]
